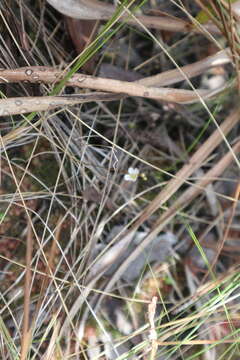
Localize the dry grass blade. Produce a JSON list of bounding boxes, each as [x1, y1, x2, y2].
[[42, 319, 61, 360], [148, 296, 158, 360], [31, 216, 63, 337], [201, 182, 240, 282], [20, 221, 33, 360], [156, 339, 240, 345]]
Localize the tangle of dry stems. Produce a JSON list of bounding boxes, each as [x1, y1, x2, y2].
[[0, 48, 232, 117]]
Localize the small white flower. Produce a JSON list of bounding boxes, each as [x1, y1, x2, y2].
[[124, 167, 139, 182]]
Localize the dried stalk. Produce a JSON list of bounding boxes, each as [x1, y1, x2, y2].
[[0, 92, 122, 117], [0, 47, 232, 113]]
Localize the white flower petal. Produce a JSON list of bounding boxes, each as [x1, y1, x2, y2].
[[128, 167, 139, 175], [124, 167, 139, 182]]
